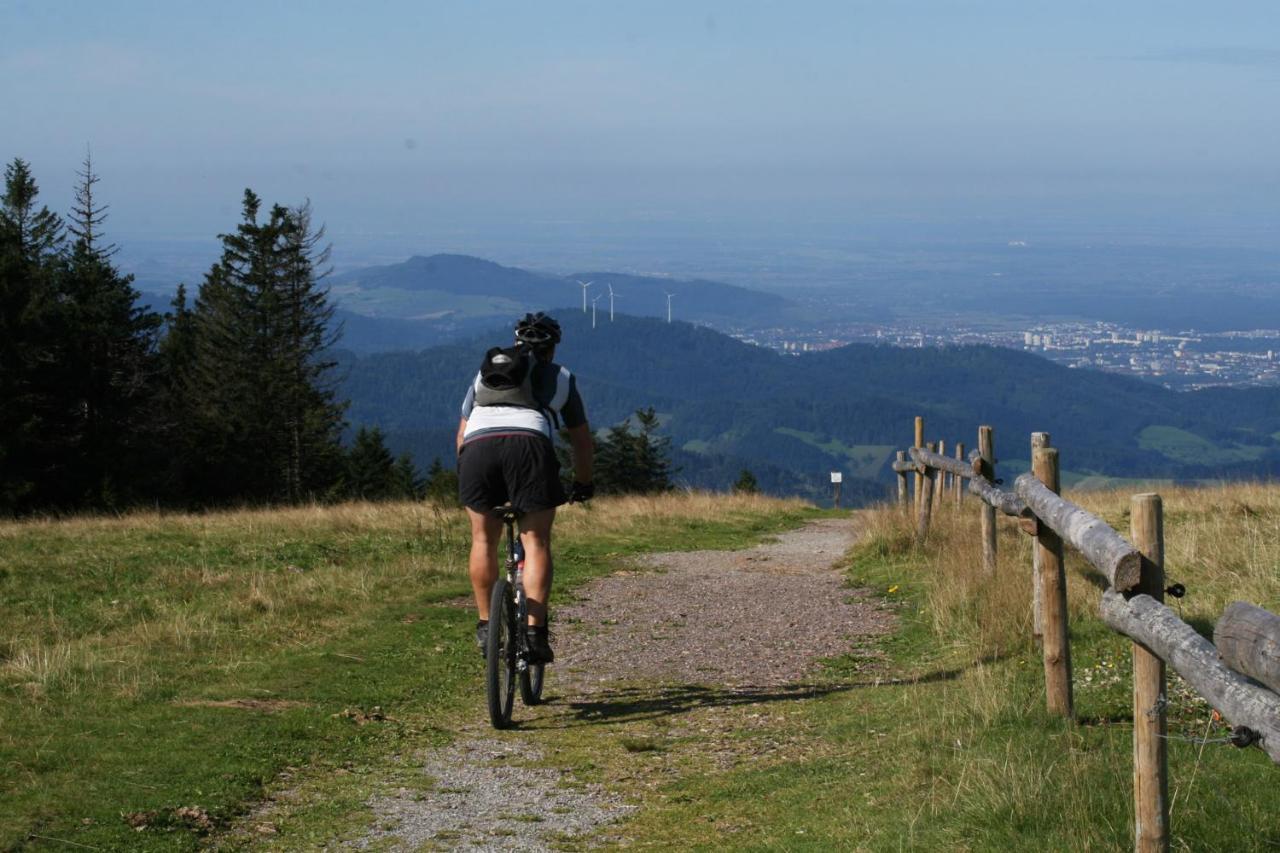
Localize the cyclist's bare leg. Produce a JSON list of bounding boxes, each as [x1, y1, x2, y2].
[[518, 508, 556, 626], [467, 508, 503, 619]]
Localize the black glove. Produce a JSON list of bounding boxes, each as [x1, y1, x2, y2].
[[569, 481, 594, 503]]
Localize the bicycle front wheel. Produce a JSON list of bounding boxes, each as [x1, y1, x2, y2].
[[485, 579, 517, 729]]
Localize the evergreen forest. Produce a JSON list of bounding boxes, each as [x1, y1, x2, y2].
[[5, 155, 1280, 515]]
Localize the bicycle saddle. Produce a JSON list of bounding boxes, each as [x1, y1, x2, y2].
[[492, 503, 522, 522]]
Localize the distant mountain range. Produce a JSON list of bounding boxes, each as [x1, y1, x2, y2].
[[326, 253, 795, 350], [338, 312, 1280, 503]]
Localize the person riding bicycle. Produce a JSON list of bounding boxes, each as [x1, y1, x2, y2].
[[457, 312, 593, 664]]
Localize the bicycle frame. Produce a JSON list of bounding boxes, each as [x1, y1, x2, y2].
[[501, 512, 530, 674]]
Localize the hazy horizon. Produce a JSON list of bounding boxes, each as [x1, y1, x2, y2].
[[5, 0, 1280, 261]]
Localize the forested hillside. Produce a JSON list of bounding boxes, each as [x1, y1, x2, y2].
[[340, 312, 1280, 502], [326, 253, 796, 349]]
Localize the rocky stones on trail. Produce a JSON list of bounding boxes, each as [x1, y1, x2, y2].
[[353, 741, 633, 851]]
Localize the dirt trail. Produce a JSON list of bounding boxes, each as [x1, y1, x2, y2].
[[353, 516, 891, 850]]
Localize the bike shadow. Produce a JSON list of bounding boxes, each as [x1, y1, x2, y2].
[[530, 662, 981, 728]]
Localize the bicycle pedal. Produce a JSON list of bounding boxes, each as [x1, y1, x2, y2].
[[516, 658, 528, 672]]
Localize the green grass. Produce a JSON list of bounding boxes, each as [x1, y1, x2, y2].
[[610, 505, 1280, 850], [1138, 424, 1267, 466], [0, 494, 814, 850], [774, 428, 895, 478]]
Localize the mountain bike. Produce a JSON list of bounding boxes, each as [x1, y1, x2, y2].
[[486, 504, 545, 729]]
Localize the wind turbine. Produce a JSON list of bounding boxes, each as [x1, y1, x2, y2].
[[664, 291, 675, 324], [607, 283, 620, 322], [576, 280, 593, 312], [591, 294, 602, 329]]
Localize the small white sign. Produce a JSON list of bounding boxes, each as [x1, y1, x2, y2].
[[830, 472, 843, 483]]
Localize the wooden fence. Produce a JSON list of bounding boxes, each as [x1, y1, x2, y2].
[[891, 419, 1280, 852]]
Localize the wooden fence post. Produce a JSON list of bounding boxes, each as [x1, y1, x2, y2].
[[896, 450, 909, 508], [1031, 432, 1051, 640], [1034, 446, 1073, 718], [916, 442, 936, 541], [953, 442, 964, 507], [1131, 493, 1169, 852], [978, 425, 997, 574], [914, 416, 925, 513], [934, 440, 946, 514]]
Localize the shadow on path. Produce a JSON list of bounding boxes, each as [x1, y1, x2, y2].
[[519, 656, 1002, 729]]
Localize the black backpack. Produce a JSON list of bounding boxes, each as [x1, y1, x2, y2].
[[474, 344, 566, 429], [475, 344, 539, 410]]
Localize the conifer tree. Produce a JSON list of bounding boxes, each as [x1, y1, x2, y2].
[[733, 468, 759, 494], [595, 407, 675, 495], [183, 190, 346, 503], [0, 158, 66, 512], [392, 452, 425, 499], [345, 426, 396, 500], [424, 456, 459, 505], [56, 154, 161, 506]]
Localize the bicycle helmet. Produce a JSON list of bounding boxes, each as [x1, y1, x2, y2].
[[514, 312, 562, 347]]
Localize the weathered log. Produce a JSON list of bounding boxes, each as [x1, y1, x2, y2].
[[1216, 601, 1280, 695], [1130, 493, 1168, 852], [916, 458, 935, 541], [891, 458, 916, 474], [913, 416, 925, 514], [895, 450, 909, 507], [1014, 473, 1142, 592], [966, 475, 1029, 518], [953, 442, 965, 506], [933, 441, 946, 514], [1101, 590, 1280, 764], [1030, 432, 1051, 641], [909, 446, 971, 479], [1034, 447, 1073, 719], [978, 426, 997, 575]]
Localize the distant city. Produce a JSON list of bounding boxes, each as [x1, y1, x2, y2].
[[738, 321, 1280, 390]]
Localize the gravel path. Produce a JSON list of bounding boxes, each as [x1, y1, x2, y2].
[[354, 741, 633, 851], [355, 516, 890, 850], [558, 517, 891, 687]]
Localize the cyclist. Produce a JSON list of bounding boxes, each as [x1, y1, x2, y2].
[[457, 312, 593, 664]]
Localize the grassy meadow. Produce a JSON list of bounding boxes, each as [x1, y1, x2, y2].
[[0, 493, 814, 850], [4, 482, 1279, 850], [623, 482, 1280, 850]]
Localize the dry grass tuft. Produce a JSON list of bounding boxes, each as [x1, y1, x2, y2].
[[864, 481, 1280, 660]]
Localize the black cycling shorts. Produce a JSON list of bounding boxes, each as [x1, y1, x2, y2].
[[457, 434, 567, 514]]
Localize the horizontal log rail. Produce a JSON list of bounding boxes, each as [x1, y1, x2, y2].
[[909, 446, 973, 479], [890, 416, 1280, 777], [1215, 602, 1280, 696], [966, 474, 1030, 518], [1014, 473, 1142, 592], [1102, 591, 1280, 763], [891, 458, 916, 474]]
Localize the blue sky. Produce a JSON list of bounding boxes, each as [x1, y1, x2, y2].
[[3, 1, 1278, 243]]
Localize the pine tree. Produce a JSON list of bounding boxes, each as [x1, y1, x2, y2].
[[733, 468, 760, 494], [0, 158, 66, 512], [424, 456, 459, 505], [632, 407, 675, 492], [275, 200, 345, 501], [392, 452, 425, 499], [595, 407, 675, 495], [345, 426, 396, 500], [182, 190, 346, 503], [56, 153, 162, 506], [154, 284, 198, 499]]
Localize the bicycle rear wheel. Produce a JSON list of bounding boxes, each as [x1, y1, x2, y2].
[[520, 661, 545, 705], [485, 579, 516, 728]]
